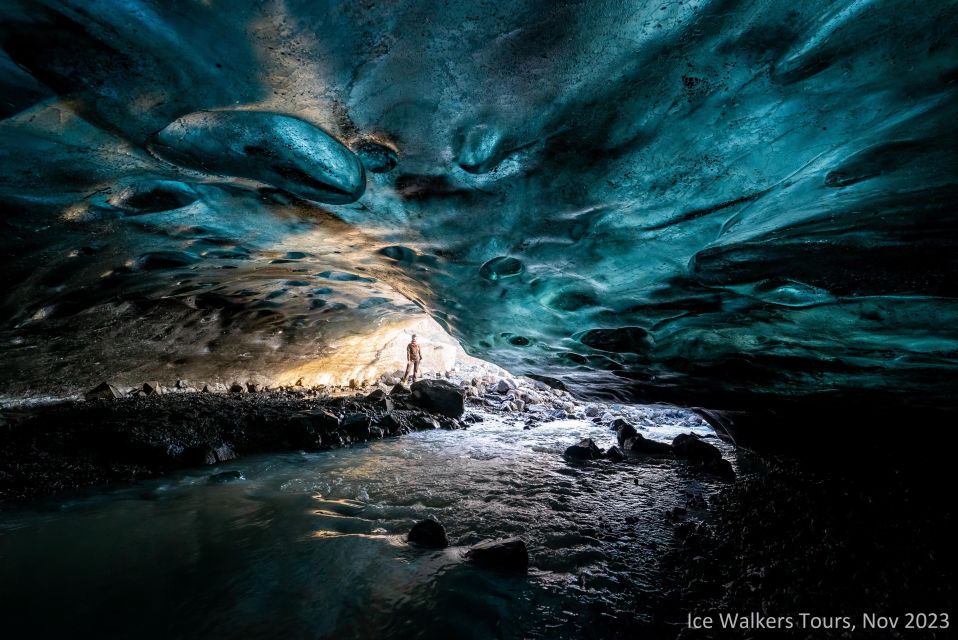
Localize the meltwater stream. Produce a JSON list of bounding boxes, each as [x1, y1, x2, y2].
[[0, 408, 727, 639]]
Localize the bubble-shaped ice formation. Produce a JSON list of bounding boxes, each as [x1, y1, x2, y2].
[[1, 0, 956, 444], [151, 111, 365, 204]]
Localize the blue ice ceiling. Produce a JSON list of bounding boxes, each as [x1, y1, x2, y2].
[[1, 0, 956, 413]]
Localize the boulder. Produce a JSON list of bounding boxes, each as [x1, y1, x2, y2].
[[407, 519, 448, 548], [411, 414, 441, 430], [326, 432, 346, 448], [390, 383, 411, 396], [307, 409, 340, 433], [365, 388, 394, 412], [584, 405, 601, 417], [700, 458, 736, 481], [281, 415, 324, 449], [409, 380, 465, 418], [84, 381, 121, 401], [436, 416, 464, 430], [564, 438, 603, 460], [614, 419, 639, 446], [343, 413, 372, 440], [229, 381, 245, 393], [466, 538, 529, 572], [605, 445, 625, 462], [626, 433, 673, 456], [246, 382, 261, 393], [191, 443, 236, 465], [378, 411, 413, 435], [208, 470, 243, 484], [202, 384, 214, 393], [672, 433, 722, 463], [143, 381, 162, 396]]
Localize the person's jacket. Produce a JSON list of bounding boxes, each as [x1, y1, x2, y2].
[[407, 342, 421, 361]]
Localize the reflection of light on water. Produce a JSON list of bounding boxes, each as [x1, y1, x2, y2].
[[310, 531, 389, 540]]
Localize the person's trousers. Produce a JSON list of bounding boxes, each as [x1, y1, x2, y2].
[[402, 359, 420, 382]]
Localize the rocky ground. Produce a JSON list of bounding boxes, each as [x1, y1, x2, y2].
[[0, 377, 475, 503], [1, 371, 659, 504], [1, 368, 738, 503], [658, 454, 956, 639]]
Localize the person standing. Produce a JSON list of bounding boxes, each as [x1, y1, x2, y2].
[[401, 334, 422, 384]]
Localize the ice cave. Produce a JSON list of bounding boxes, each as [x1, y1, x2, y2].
[[0, 1, 955, 639]]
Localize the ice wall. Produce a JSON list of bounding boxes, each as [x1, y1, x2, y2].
[[1, 1, 956, 427]]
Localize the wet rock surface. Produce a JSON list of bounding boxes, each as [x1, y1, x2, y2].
[[407, 519, 449, 549], [465, 537, 529, 573], [563, 437, 603, 461], [409, 379, 466, 419]]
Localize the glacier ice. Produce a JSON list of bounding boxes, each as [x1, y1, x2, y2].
[[0, 0, 956, 439]]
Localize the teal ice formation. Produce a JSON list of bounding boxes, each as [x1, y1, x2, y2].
[[1, 1, 956, 442]]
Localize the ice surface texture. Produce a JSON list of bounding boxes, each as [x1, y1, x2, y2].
[[0, 1, 956, 420]]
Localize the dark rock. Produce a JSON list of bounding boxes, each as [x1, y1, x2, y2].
[[246, 382, 261, 393], [282, 414, 324, 449], [306, 409, 340, 433], [229, 381, 245, 393], [390, 383, 411, 396], [378, 411, 413, 434], [411, 414, 441, 430], [325, 431, 346, 448], [202, 384, 213, 393], [613, 419, 638, 446], [142, 381, 162, 396], [84, 381, 121, 401], [626, 433, 673, 456], [343, 413, 372, 440], [605, 445, 625, 462], [666, 506, 688, 521], [699, 458, 736, 481], [409, 380, 465, 418], [564, 437, 603, 460], [466, 537, 529, 572], [672, 433, 722, 463], [407, 519, 448, 548], [365, 389, 394, 412], [208, 470, 243, 484], [190, 443, 237, 465], [436, 416, 464, 430]]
